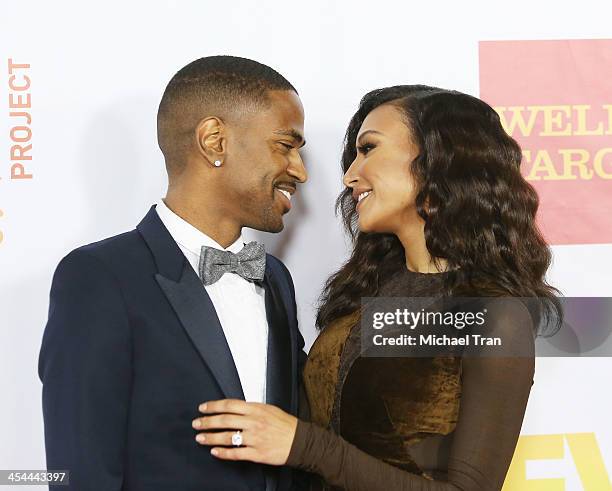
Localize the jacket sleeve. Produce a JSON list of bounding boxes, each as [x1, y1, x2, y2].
[[38, 249, 132, 491]]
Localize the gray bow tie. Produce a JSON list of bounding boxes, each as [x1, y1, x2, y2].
[[198, 241, 266, 286]]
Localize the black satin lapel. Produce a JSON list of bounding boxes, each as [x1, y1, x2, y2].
[[156, 262, 245, 400], [262, 273, 292, 414]]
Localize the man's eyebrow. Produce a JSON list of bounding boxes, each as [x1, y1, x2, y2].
[[356, 129, 383, 144], [274, 129, 306, 148]]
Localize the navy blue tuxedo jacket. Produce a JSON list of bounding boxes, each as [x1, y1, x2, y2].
[[38, 205, 308, 490]]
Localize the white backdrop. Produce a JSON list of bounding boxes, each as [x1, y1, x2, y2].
[[1, 1, 611, 489]]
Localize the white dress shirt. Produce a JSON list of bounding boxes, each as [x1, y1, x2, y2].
[[155, 198, 269, 403]]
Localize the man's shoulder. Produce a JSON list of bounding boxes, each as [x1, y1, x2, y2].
[[74, 228, 141, 258], [57, 227, 147, 277]]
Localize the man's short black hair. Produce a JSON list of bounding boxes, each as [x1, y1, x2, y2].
[[157, 55, 298, 177]]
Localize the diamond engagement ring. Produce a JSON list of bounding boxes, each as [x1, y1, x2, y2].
[[232, 430, 243, 447]]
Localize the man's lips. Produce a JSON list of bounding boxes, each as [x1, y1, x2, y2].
[[274, 185, 294, 211]]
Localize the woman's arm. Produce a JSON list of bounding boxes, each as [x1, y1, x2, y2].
[[194, 299, 534, 491]]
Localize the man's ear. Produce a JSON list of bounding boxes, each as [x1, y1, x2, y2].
[[195, 116, 226, 166]]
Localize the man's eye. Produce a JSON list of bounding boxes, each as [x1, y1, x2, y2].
[[279, 142, 293, 150], [357, 143, 375, 155]]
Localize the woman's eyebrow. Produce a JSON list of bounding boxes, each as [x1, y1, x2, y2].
[[356, 129, 383, 144]]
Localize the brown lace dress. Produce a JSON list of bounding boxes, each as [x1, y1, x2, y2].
[[286, 267, 535, 491]]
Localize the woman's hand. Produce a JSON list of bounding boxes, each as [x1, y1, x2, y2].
[[192, 399, 298, 466]]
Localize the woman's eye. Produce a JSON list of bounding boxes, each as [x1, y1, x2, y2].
[[357, 143, 375, 155]]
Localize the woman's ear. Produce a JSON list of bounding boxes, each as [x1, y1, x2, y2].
[[195, 116, 226, 167]]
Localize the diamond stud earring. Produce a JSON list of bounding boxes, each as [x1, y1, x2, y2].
[[214, 160, 222, 167]]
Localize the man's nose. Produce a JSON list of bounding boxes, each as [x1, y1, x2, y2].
[[288, 153, 308, 183]]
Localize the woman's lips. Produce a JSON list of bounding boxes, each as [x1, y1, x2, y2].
[[356, 191, 373, 212]]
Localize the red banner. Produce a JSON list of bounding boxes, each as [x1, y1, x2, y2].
[[479, 39, 612, 245]]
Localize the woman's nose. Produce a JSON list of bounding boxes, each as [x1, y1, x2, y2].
[[343, 159, 359, 188]]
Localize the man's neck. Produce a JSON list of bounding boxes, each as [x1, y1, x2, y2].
[[161, 195, 242, 249]]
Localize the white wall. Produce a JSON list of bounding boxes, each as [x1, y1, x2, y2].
[[1, 1, 610, 489]]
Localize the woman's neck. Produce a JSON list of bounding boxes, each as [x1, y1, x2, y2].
[[396, 222, 448, 274]]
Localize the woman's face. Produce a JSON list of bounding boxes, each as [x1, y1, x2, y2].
[[343, 103, 421, 234]]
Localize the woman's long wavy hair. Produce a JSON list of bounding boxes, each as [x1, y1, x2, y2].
[[316, 85, 562, 334]]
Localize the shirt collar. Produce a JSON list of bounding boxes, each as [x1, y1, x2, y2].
[[155, 198, 246, 256]]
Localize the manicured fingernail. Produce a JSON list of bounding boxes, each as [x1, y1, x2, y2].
[[196, 434, 206, 443], [211, 448, 218, 456], [192, 419, 201, 428], [199, 403, 207, 411]]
